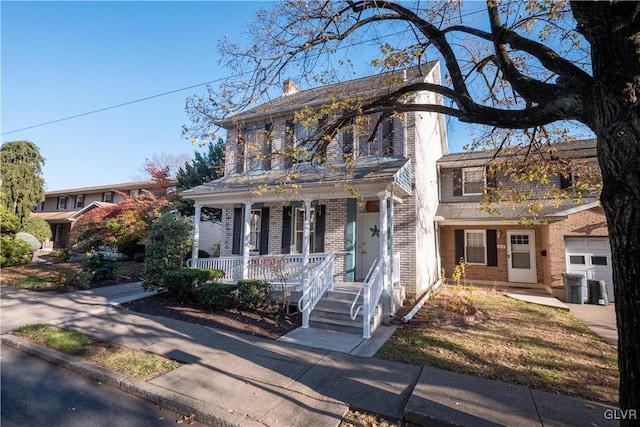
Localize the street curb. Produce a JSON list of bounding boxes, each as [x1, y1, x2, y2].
[[1, 334, 265, 427]]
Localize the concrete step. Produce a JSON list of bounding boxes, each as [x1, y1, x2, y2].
[[310, 304, 381, 335]]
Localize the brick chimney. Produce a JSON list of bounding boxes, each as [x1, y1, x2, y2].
[[283, 79, 299, 96]]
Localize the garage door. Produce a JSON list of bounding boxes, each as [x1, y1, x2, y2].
[[565, 237, 614, 302]]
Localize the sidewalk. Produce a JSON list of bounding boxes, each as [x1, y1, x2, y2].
[[1, 283, 620, 426]]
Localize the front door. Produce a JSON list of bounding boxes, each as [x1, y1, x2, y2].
[[356, 212, 380, 280], [507, 231, 537, 283]]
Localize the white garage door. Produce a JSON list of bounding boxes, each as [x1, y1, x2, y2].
[[565, 237, 614, 302]]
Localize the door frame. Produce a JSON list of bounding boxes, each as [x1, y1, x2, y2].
[[506, 230, 537, 283], [356, 212, 380, 280]]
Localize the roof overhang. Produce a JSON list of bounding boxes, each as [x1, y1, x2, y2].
[[68, 201, 116, 220], [181, 158, 413, 207]]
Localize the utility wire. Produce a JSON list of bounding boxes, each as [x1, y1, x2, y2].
[[3, 7, 486, 136]]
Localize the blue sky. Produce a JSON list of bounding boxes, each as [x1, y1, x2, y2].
[[2, 1, 476, 191]]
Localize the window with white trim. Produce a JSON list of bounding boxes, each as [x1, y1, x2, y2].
[[103, 192, 112, 203], [465, 230, 486, 264], [462, 167, 485, 195], [57, 196, 67, 210], [249, 209, 261, 253], [293, 207, 316, 254], [356, 114, 394, 158], [242, 124, 272, 171], [75, 195, 84, 208]]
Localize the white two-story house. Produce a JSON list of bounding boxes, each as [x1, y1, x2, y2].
[[182, 63, 448, 337]]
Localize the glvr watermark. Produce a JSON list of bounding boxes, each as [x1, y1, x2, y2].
[[604, 409, 637, 420]]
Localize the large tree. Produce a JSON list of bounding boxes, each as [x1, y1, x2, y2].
[[185, 1, 640, 416], [1, 140, 45, 227], [176, 138, 225, 222]]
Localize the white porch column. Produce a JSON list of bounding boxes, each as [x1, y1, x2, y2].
[[301, 199, 313, 329], [301, 199, 313, 288], [191, 204, 202, 264], [242, 201, 252, 279], [378, 192, 389, 292]]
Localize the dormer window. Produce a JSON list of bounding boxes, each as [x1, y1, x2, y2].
[[462, 167, 485, 195]]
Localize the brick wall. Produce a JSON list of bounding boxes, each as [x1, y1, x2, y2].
[[542, 206, 609, 289]]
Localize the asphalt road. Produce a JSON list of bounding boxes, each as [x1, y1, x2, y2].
[[0, 344, 205, 427]]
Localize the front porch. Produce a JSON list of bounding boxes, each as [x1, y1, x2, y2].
[[189, 252, 402, 338]]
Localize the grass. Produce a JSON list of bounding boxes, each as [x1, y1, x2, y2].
[[376, 290, 619, 405], [1, 260, 143, 290], [14, 324, 180, 380]]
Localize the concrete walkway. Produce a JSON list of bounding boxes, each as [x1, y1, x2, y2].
[[1, 283, 620, 426]]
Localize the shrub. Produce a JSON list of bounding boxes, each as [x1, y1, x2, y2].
[[0, 236, 32, 267], [0, 208, 20, 235], [198, 249, 210, 258], [118, 240, 146, 260], [193, 283, 236, 310], [237, 279, 272, 310], [83, 251, 120, 282], [48, 249, 71, 263], [21, 216, 52, 243], [133, 252, 145, 263], [142, 211, 192, 290], [163, 268, 224, 300], [16, 232, 41, 252]]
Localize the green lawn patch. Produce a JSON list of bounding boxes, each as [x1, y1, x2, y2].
[[377, 291, 619, 405], [14, 324, 180, 380]]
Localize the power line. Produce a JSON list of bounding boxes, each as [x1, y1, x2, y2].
[[3, 7, 486, 136]]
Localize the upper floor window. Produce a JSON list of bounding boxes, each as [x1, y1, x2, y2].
[[285, 117, 327, 167], [237, 123, 272, 173], [357, 114, 394, 158], [462, 167, 485, 195], [57, 196, 67, 210], [129, 189, 140, 198], [75, 195, 84, 209], [102, 192, 113, 203]]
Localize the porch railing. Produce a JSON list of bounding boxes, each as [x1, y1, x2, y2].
[[350, 256, 386, 339], [187, 256, 242, 281], [188, 253, 330, 283], [298, 252, 336, 329]]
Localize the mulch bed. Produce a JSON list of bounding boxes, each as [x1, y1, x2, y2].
[[119, 294, 302, 340]]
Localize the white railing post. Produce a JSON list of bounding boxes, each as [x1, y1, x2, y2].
[[191, 204, 202, 264], [301, 199, 313, 291], [242, 201, 252, 279], [363, 285, 371, 339], [378, 191, 389, 293]]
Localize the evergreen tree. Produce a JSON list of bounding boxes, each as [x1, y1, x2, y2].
[[176, 138, 225, 222], [1, 141, 45, 227]]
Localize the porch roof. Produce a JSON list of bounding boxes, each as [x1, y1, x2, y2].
[[435, 198, 600, 224], [181, 157, 412, 206], [31, 211, 76, 223]]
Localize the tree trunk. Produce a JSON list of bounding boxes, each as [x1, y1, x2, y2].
[[572, 3, 640, 422]]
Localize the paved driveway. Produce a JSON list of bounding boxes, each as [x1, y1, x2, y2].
[[568, 303, 618, 347]]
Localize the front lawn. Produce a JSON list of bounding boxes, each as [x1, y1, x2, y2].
[[1, 260, 143, 291], [377, 289, 619, 405]]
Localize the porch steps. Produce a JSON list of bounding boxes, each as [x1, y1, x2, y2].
[[309, 286, 382, 336]]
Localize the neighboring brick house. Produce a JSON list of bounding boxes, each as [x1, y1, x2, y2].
[[31, 179, 186, 250], [435, 139, 612, 301], [182, 64, 448, 337]]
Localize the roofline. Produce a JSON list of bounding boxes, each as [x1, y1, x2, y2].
[[45, 178, 177, 196]]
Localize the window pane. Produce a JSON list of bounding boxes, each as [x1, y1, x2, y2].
[[569, 255, 586, 265], [591, 256, 608, 266], [249, 211, 261, 252], [463, 168, 484, 194], [465, 231, 485, 264], [512, 252, 531, 269]]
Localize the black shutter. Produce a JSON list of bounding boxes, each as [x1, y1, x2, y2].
[[487, 229, 498, 267], [259, 207, 270, 255], [281, 206, 292, 254], [285, 120, 294, 169], [560, 173, 572, 190], [236, 129, 245, 174], [486, 167, 497, 192], [314, 205, 325, 253], [232, 207, 242, 255], [454, 229, 465, 264], [453, 169, 463, 196], [264, 123, 272, 171]]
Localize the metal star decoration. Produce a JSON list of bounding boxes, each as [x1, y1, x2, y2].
[[370, 224, 380, 237]]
